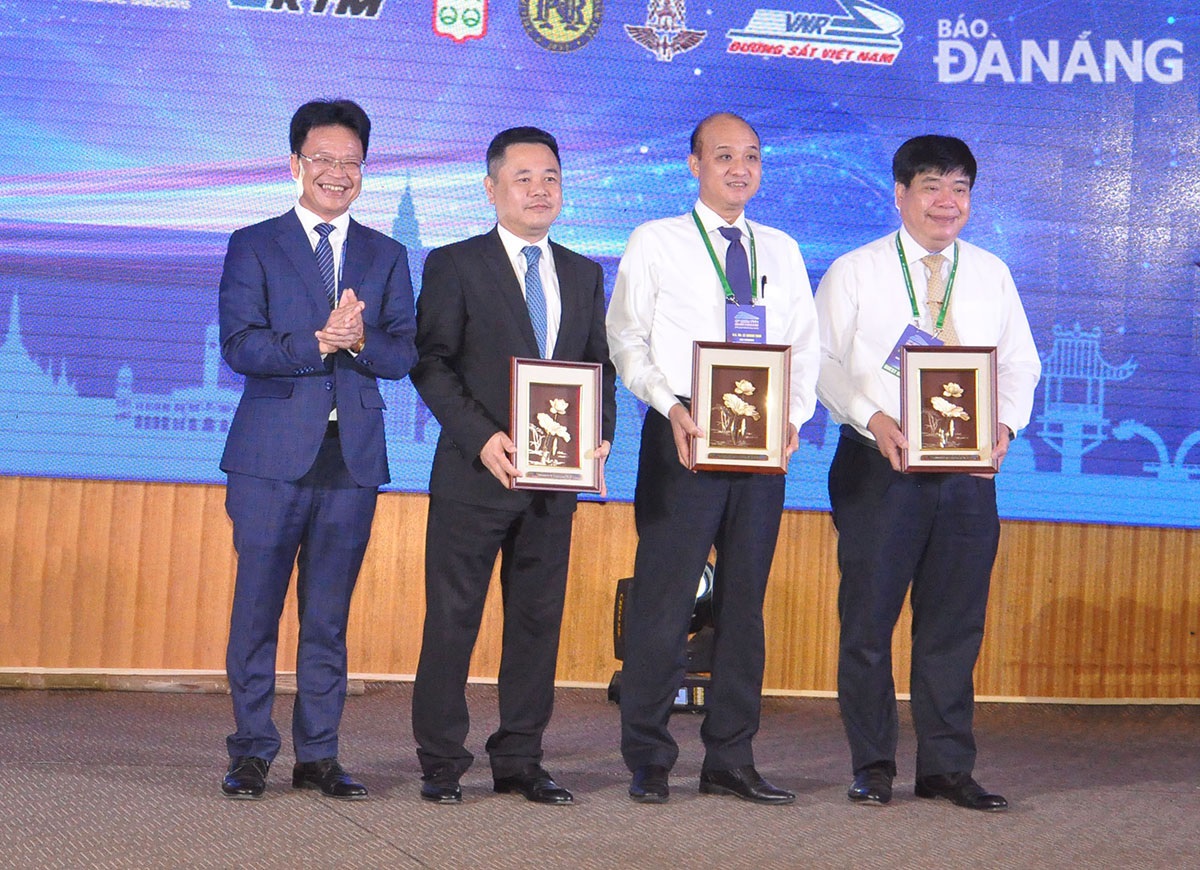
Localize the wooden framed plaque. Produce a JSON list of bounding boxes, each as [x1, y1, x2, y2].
[[510, 357, 603, 492], [688, 341, 791, 474], [900, 345, 999, 473]]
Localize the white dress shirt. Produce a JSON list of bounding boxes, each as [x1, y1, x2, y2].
[[606, 200, 820, 432], [295, 204, 355, 418], [496, 222, 562, 359], [295, 203, 350, 297], [814, 225, 1042, 439]]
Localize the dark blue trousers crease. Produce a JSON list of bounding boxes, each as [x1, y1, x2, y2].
[[224, 429, 376, 764], [619, 408, 785, 773], [829, 434, 999, 778]]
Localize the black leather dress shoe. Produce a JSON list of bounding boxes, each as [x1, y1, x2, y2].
[[699, 765, 795, 805], [222, 756, 269, 799], [493, 764, 574, 805], [291, 758, 368, 800], [848, 763, 893, 805], [420, 770, 463, 804], [915, 772, 1008, 811], [629, 764, 670, 804]]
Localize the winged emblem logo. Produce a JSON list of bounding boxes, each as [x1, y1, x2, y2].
[[625, 0, 706, 62]]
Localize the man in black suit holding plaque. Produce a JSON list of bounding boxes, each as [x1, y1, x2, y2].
[[814, 135, 1041, 811], [409, 126, 616, 805], [606, 112, 820, 805]]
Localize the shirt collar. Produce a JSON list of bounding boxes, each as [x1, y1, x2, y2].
[[496, 222, 550, 264], [294, 202, 351, 237], [693, 199, 749, 235], [898, 224, 954, 263]]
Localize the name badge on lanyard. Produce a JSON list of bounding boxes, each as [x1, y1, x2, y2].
[[881, 233, 957, 374], [692, 210, 767, 345], [882, 323, 943, 376], [726, 304, 766, 344]]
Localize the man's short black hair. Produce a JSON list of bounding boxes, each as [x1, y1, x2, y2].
[[892, 135, 977, 188], [689, 112, 760, 156], [289, 99, 372, 158], [486, 127, 561, 177]]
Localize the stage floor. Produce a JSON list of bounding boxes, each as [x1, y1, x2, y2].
[[1, 682, 1195, 868]]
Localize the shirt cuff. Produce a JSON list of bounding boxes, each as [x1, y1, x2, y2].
[[648, 384, 683, 420], [848, 395, 884, 433]]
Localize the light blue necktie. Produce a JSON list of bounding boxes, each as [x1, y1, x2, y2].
[[522, 245, 547, 357], [315, 223, 337, 308]]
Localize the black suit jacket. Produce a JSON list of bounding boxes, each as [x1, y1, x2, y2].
[[412, 227, 616, 514]]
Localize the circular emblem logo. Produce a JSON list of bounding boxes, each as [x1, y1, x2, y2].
[[520, 0, 603, 53]]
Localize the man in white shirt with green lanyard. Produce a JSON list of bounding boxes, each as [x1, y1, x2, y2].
[[607, 112, 820, 805], [815, 134, 1041, 811]]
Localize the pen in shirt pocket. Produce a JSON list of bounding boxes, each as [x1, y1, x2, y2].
[[761, 275, 767, 299]]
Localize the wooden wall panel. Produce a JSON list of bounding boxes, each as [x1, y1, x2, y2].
[[982, 521, 1200, 699], [100, 481, 136, 668], [0, 475, 1196, 700], [761, 511, 842, 693], [347, 492, 429, 676]]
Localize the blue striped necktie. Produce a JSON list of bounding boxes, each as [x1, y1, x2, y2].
[[315, 223, 337, 308], [522, 245, 547, 358]]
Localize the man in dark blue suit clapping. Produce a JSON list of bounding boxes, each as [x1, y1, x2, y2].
[[217, 98, 417, 800]]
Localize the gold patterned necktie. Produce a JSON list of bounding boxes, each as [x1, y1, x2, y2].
[[921, 253, 959, 345]]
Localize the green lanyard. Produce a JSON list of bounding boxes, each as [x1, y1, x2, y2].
[[895, 232, 958, 334], [692, 209, 758, 303]]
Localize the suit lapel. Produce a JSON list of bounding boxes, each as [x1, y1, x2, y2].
[[274, 210, 327, 307], [549, 241, 579, 361], [342, 218, 372, 293], [480, 228, 542, 358]]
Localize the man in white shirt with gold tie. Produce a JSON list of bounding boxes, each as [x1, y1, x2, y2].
[[815, 134, 1041, 812]]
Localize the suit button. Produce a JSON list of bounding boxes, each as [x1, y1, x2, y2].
[[324, 382, 333, 391]]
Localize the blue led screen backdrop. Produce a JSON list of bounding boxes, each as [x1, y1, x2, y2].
[[1, 1, 1197, 527]]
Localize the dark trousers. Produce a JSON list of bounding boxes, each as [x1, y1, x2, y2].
[[224, 427, 377, 764], [619, 408, 785, 773], [412, 495, 574, 780], [829, 432, 999, 778]]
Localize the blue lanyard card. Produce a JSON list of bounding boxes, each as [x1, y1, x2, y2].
[[726, 303, 766, 345], [882, 323, 943, 376]]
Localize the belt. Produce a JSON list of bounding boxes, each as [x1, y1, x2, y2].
[[839, 424, 876, 448]]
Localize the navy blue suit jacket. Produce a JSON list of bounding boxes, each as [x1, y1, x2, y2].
[[412, 227, 616, 514], [219, 209, 417, 487]]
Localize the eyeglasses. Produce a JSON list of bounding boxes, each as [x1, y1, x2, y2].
[[296, 152, 366, 174]]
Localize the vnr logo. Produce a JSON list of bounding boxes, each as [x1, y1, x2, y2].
[[228, 0, 385, 17], [785, 13, 835, 34]]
